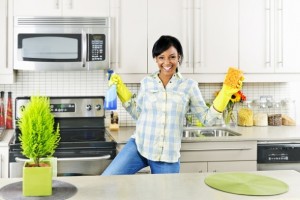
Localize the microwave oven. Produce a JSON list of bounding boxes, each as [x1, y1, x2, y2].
[[13, 17, 110, 71]]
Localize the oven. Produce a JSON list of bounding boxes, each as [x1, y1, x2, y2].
[[9, 96, 116, 177], [257, 141, 300, 172]]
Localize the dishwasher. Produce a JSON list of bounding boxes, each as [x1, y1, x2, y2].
[[257, 142, 300, 172]]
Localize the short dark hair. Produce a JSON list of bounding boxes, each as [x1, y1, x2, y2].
[[152, 35, 184, 65]]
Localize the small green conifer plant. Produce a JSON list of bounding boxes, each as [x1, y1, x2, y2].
[[18, 95, 60, 167]]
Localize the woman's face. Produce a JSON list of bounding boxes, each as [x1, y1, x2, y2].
[[155, 46, 180, 77]]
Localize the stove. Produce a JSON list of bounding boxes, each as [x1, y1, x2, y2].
[[9, 96, 116, 177]]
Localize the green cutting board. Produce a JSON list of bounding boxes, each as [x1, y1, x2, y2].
[[204, 172, 289, 196]]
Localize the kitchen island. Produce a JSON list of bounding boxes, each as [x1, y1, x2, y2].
[[0, 170, 299, 200]]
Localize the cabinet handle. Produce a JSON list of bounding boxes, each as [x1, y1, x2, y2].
[[183, 0, 190, 68], [193, 0, 202, 68], [265, 0, 271, 67], [55, 0, 60, 9], [69, 0, 73, 9], [277, 0, 283, 68], [181, 147, 252, 151]]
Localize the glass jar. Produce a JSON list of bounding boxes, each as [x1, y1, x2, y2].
[[281, 99, 296, 126], [268, 100, 282, 126], [238, 100, 253, 127], [253, 99, 268, 126]]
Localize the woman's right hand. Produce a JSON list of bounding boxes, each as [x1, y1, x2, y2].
[[109, 74, 132, 103]]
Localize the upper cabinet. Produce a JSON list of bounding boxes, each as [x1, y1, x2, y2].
[[240, 0, 300, 73], [13, 0, 110, 17], [0, 0, 15, 84], [110, 0, 147, 74], [193, 0, 238, 74], [148, 0, 238, 74]]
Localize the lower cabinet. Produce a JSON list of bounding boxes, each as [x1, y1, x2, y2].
[[180, 140, 257, 173], [117, 140, 257, 174]]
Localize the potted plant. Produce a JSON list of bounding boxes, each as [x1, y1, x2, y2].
[[18, 95, 60, 196]]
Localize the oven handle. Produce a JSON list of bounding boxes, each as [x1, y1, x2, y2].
[[15, 155, 111, 162]]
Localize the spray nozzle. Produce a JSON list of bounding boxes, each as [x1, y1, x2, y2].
[[107, 69, 114, 80]]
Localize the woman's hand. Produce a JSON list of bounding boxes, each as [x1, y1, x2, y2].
[[109, 74, 132, 103]]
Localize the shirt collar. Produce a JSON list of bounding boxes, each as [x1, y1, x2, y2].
[[151, 71, 183, 80]]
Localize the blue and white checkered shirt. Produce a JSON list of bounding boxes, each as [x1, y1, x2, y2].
[[123, 72, 222, 163]]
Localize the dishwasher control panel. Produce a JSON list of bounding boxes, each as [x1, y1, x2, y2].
[[257, 143, 300, 163]]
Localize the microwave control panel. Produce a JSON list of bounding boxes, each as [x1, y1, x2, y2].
[[88, 34, 105, 61]]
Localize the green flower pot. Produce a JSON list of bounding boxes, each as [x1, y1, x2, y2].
[[23, 161, 52, 196]]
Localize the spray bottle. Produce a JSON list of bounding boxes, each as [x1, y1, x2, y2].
[[104, 70, 117, 110]]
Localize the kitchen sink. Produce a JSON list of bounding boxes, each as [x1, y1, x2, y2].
[[182, 127, 241, 138]]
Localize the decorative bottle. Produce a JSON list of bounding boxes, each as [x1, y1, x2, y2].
[[0, 91, 5, 128], [5, 92, 13, 129]]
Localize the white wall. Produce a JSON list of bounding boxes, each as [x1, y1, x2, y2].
[[0, 70, 298, 127]]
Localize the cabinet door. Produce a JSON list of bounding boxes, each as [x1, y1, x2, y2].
[[0, 0, 14, 84], [180, 162, 207, 173], [62, 0, 110, 17], [0, 0, 7, 74], [194, 0, 239, 73], [111, 0, 147, 74], [148, 0, 192, 74], [14, 0, 63, 16], [208, 161, 257, 172], [276, 0, 300, 73], [239, 0, 274, 73]]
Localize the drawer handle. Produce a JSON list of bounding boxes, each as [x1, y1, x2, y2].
[[181, 147, 253, 151]]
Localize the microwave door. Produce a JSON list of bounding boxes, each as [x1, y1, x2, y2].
[[15, 33, 84, 71]]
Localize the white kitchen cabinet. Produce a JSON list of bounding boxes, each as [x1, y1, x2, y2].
[[148, 0, 238, 74], [180, 140, 257, 173], [193, 0, 239, 74], [0, 0, 15, 84], [240, 0, 300, 74], [110, 0, 147, 74], [0, 146, 9, 178], [13, 0, 110, 17]]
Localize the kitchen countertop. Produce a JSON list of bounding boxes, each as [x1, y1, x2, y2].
[[0, 170, 299, 200], [107, 126, 300, 144]]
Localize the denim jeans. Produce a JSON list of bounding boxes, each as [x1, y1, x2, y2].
[[102, 138, 180, 175]]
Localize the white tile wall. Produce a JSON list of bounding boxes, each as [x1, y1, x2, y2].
[[0, 71, 298, 128]]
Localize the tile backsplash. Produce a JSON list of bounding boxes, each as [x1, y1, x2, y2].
[[0, 70, 299, 127]]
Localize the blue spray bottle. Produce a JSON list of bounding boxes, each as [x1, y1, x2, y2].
[[104, 70, 117, 110]]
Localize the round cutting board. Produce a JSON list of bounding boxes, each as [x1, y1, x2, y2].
[[204, 172, 289, 196]]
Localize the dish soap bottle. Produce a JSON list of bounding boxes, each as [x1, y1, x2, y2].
[[104, 70, 117, 110]]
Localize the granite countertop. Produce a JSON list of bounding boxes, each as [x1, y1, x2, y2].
[[107, 126, 300, 144], [0, 170, 299, 200]]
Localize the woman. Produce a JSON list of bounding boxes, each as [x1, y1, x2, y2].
[[102, 35, 243, 175]]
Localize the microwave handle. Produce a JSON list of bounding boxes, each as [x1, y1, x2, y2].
[[82, 31, 87, 68]]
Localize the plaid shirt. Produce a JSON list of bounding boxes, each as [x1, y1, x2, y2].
[[123, 72, 222, 162]]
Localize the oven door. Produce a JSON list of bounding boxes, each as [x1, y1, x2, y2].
[[9, 141, 116, 177]]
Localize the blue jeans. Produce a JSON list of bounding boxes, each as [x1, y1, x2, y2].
[[102, 138, 180, 175]]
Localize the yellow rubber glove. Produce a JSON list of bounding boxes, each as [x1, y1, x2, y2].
[[109, 74, 132, 103], [213, 68, 244, 112]]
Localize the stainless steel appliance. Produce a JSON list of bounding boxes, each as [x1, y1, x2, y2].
[[9, 96, 116, 177], [257, 142, 300, 172], [14, 17, 110, 71]]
